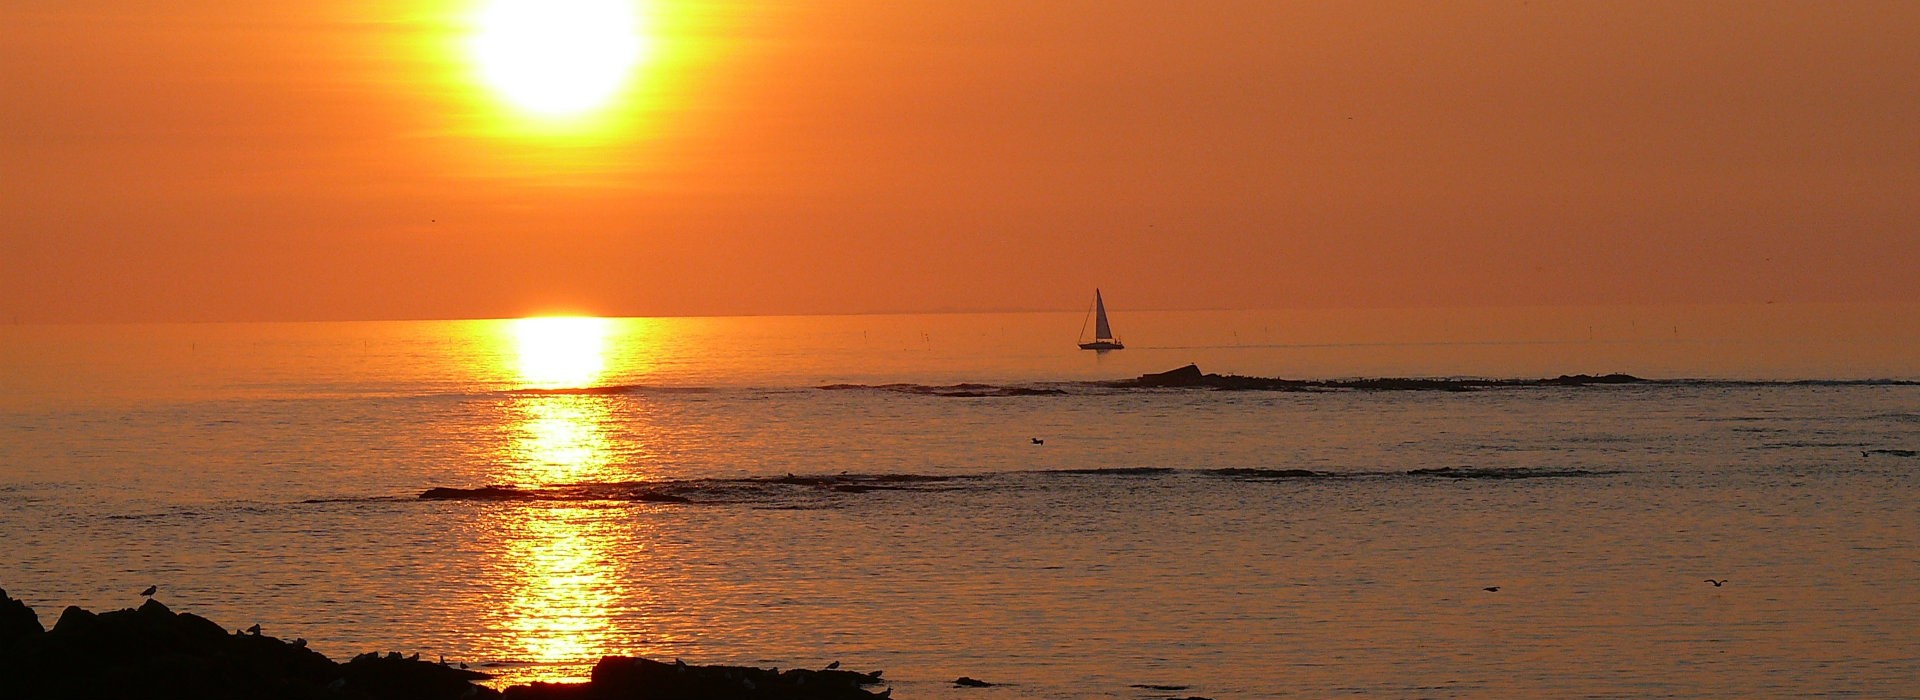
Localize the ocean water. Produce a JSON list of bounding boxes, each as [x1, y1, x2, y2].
[[2, 305, 1917, 698]]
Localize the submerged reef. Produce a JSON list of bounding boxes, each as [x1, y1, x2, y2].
[[0, 588, 890, 700]]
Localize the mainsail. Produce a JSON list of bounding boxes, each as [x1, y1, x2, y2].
[[1092, 289, 1113, 341], [1079, 288, 1123, 350]]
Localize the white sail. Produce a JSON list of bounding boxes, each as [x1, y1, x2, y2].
[[1079, 288, 1123, 350], [1092, 289, 1113, 341]]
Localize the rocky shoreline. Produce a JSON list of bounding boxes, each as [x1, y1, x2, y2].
[[0, 588, 893, 699]]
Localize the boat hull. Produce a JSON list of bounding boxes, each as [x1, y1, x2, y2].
[[1078, 341, 1124, 351]]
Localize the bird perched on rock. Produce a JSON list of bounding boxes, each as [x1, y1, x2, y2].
[[247, 624, 262, 635], [1704, 579, 1727, 587], [825, 660, 840, 670], [140, 585, 157, 597]]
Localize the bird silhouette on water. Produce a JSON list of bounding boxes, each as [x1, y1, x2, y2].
[[1704, 579, 1727, 587], [139, 585, 157, 597], [1482, 586, 1500, 592], [1031, 438, 1044, 445]]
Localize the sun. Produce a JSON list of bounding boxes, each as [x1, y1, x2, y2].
[[470, 0, 647, 117], [510, 316, 613, 388]]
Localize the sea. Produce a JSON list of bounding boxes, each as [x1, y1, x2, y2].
[[2, 304, 1917, 698]]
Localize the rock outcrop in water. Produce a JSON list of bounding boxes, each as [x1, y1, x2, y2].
[[0, 589, 891, 700], [1112, 365, 1645, 391], [503, 656, 888, 700]]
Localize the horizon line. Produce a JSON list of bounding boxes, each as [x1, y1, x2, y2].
[[6, 299, 1917, 327]]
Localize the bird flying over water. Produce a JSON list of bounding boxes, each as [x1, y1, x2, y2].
[[140, 585, 157, 597], [1031, 438, 1044, 445], [1483, 586, 1500, 592], [1704, 579, 1727, 587]]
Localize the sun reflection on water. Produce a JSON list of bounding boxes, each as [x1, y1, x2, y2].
[[482, 316, 639, 684], [496, 504, 626, 680], [507, 398, 618, 484], [482, 397, 633, 684]]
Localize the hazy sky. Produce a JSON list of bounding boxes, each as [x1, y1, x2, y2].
[[3, 0, 1917, 322]]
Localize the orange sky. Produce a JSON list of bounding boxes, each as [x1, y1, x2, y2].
[[3, 0, 1917, 322]]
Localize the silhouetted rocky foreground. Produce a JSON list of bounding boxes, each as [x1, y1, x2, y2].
[[0, 588, 891, 700]]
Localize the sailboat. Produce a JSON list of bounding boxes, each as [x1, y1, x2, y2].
[[1077, 289, 1125, 351]]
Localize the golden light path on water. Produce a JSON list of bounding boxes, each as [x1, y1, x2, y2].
[[486, 316, 633, 683]]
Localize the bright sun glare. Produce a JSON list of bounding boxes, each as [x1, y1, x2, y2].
[[471, 0, 647, 117], [511, 316, 613, 388]]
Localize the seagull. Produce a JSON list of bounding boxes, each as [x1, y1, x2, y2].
[[140, 585, 157, 597], [825, 660, 840, 670], [1483, 586, 1500, 592], [1704, 579, 1727, 587], [1031, 438, 1044, 445], [247, 624, 262, 636]]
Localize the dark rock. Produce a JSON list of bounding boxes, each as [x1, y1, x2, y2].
[[0, 594, 495, 700], [1542, 373, 1644, 385], [420, 485, 528, 500], [503, 681, 596, 699], [1326, 377, 1482, 391], [342, 650, 494, 700], [580, 655, 889, 700], [0, 588, 43, 643], [1113, 365, 1650, 392], [1131, 364, 1206, 387], [49, 605, 98, 635], [4, 593, 902, 700]]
